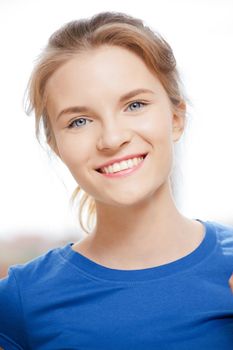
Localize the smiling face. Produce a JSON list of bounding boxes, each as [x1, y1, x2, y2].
[[46, 45, 185, 207]]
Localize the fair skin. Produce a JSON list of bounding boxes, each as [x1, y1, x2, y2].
[[229, 274, 233, 293], [46, 44, 207, 270]]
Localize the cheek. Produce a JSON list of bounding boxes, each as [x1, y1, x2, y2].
[[138, 112, 172, 147], [55, 135, 91, 171], [140, 113, 174, 172]]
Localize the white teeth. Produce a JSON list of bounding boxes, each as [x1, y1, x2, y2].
[[101, 156, 144, 174], [112, 163, 121, 173]]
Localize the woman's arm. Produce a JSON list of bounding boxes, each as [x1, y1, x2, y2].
[[228, 273, 233, 293]]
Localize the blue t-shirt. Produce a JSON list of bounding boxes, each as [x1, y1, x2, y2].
[[0, 219, 233, 349]]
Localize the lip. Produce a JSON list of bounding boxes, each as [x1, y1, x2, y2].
[[95, 153, 148, 171], [98, 155, 147, 178]]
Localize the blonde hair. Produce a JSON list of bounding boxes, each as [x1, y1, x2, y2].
[[26, 11, 187, 234]]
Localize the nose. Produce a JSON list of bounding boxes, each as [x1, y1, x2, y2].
[[96, 119, 132, 152]]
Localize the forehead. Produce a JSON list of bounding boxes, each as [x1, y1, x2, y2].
[[47, 45, 160, 91], [46, 45, 164, 116]]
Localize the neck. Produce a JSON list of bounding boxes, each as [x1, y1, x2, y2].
[[74, 181, 204, 269]]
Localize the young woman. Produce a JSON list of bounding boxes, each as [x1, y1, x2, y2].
[[0, 11, 233, 350]]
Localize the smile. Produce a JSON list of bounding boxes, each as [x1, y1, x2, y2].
[[96, 154, 147, 178]]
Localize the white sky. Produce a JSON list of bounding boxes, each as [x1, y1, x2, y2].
[[0, 0, 232, 240]]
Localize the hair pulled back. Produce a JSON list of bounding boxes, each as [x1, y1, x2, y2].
[[26, 11, 186, 234]]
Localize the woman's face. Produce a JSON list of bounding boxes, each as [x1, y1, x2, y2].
[[46, 45, 184, 207]]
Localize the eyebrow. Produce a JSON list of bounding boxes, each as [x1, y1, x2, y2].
[[56, 88, 155, 121]]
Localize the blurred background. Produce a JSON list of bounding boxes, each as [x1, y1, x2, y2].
[[0, 0, 232, 278]]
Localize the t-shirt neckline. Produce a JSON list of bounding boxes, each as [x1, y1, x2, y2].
[[60, 219, 217, 283]]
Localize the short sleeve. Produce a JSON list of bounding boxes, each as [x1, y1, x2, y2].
[[0, 267, 28, 350]]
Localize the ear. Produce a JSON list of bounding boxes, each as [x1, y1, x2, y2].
[[172, 101, 186, 143]]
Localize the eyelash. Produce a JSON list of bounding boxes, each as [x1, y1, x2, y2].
[[67, 101, 148, 129]]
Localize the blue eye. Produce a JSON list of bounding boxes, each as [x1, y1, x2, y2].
[[68, 101, 147, 129], [68, 117, 91, 129], [127, 101, 146, 111]]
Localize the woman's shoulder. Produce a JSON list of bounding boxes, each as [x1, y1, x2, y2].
[[207, 219, 233, 239], [206, 219, 233, 254], [1, 243, 70, 284], [0, 245, 73, 349]]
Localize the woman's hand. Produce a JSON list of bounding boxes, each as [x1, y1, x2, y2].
[[229, 273, 233, 293]]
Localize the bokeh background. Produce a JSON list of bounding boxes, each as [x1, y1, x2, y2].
[[0, 0, 232, 277]]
